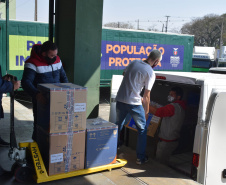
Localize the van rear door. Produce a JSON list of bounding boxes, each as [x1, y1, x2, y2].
[[204, 91, 226, 185]]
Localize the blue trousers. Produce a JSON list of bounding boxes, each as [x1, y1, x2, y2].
[[115, 101, 147, 160]]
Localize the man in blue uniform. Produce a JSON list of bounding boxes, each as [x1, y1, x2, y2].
[[0, 68, 20, 146]]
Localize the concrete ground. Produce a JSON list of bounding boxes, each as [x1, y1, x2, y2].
[[0, 89, 200, 185]]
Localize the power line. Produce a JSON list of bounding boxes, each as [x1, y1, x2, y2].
[[106, 18, 191, 24], [103, 16, 192, 32], [15, 0, 31, 9], [6, 0, 32, 14]]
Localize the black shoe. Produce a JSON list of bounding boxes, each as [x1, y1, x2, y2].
[[117, 140, 124, 149], [136, 156, 149, 165], [0, 137, 9, 147], [32, 132, 37, 142]]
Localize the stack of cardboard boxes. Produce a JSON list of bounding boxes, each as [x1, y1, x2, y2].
[[36, 83, 87, 176], [36, 83, 118, 176]]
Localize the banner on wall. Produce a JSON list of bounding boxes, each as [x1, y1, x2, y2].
[[9, 35, 48, 70], [9, 36, 185, 71], [101, 41, 184, 70]]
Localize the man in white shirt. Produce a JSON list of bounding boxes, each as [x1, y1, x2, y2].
[[115, 49, 162, 165]]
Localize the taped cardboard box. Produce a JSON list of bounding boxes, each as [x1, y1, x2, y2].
[[37, 83, 87, 133], [85, 118, 118, 168], [37, 126, 85, 176], [125, 101, 162, 137], [125, 113, 161, 137]]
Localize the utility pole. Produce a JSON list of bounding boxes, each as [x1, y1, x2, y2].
[[136, 19, 139, 30], [220, 20, 224, 47], [219, 18, 224, 57], [35, 0, 37, 21], [162, 23, 164, 32], [165, 16, 170, 32], [217, 17, 224, 50], [49, 0, 54, 42]]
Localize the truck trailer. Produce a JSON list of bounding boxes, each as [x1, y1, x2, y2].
[[101, 27, 194, 86]]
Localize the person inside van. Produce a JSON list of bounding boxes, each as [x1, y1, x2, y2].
[[149, 86, 186, 164]]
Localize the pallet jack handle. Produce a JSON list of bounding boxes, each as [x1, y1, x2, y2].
[[10, 77, 17, 148]]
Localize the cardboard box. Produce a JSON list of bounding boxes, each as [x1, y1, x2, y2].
[[37, 83, 87, 133], [37, 126, 86, 176], [125, 113, 162, 137], [85, 118, 118, 168]]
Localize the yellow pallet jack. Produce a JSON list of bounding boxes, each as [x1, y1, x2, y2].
[[8, 88, 127, 183], [19, 142, 127, 183]]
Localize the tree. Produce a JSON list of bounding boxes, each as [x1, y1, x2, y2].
[[104, 22, 135, 29], [181, 14, 226, 48], [220, 13, 226, 47], [147, 24, 159, 32], [168, 27, 181, 34]]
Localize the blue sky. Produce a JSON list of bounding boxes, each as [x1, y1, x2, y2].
[[16, 0, 226, 32], [103, 0, 226, 31]]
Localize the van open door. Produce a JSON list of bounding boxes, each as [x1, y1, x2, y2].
[[204, 91, 226, 185]]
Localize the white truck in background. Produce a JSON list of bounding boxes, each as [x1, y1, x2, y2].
[[192, 46, 216, 72], [209, 46, 226, 74], [110, 72, 226, 185], [217, 46, 226, 65]]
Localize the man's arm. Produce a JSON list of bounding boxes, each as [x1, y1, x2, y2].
[[150, 104, 175, 117], [21, 67, 39, 98], [143, 89, 151, 120], [149, 105, 157, 115], [0, 77, 13, 93], [60, 65, 69, 83]]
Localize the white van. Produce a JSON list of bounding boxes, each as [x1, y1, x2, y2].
[[110, 72, 226, 185]]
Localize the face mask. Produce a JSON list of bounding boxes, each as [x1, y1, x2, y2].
[[45, 56, 56, 64], [152, 60, 159, 68], [167, 95, 175, 102]]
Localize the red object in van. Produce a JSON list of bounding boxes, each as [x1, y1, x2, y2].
[[192, 153, 200, 167]]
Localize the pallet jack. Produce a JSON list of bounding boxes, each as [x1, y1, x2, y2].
[[8, 88, 127, 183]]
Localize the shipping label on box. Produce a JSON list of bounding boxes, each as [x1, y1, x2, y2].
[[125, 113, 162, 137], [37, 83, 87, 133], [85, 118, 118, 168], [50, 153, 64, 163]]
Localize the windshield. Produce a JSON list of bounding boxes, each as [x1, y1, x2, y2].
[[192, 59, 213, 69], [218, 62, 226, 67]]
